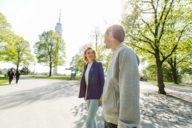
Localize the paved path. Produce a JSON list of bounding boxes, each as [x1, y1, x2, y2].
[[0, 79, 84, 128], [0, 79, 191, 128], [140, 82, 192, 128]]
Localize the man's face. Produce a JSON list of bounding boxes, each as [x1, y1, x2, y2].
[[104, 32, 113, 49]]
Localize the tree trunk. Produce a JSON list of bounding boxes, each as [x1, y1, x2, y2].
[[16, 53, 20, 72], [171, 67, 178, 84], [49, 62, 52, 77], [16, 63, 19, 72], [155, 54, 166, 95], [168, 57, 179, 84]]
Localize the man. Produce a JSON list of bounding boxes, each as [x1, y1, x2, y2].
[[7, 68, 14, 84], [15, 70, 21, 84], [102, 25, 140, 128]]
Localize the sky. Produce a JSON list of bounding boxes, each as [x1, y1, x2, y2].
[[0, 0, 123, 73]]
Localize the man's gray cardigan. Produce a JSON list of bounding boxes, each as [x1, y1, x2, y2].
[[102, 44, 140, 128]]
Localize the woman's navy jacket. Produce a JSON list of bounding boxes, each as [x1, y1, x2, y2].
[[79, 61, 105, 99]]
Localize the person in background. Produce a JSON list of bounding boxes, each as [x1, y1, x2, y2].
[[7, 68, 14, 84], [102, 25, 140, 128], [79, 47, 105, 128], [15, 70, 21, 84]]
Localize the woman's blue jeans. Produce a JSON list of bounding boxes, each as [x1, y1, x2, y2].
[[86, 100, 99, 128]]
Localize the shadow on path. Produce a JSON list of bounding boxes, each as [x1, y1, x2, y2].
[[0, 81, 79, 110], [70, 92, 192, 128], [166, 94, 192, 104], [140, 92, 192, 128]]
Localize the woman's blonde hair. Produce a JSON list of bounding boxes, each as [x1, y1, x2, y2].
[[83, 47, 96, 62]]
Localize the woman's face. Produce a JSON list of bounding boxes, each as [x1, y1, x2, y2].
[[86, 49, 95, 62]]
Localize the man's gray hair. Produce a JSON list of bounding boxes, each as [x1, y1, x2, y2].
[[105, 24, 125, 42]]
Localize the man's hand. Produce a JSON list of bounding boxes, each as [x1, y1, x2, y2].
[[98, 97, 102, 106]]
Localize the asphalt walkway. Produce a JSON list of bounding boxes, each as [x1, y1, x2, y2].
[[0, 79, 191, 128]]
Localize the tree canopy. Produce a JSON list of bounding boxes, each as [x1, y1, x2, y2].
[[0, 12, 33, 70], [34, 30, 65, 76], [122, 0, 192, 94]]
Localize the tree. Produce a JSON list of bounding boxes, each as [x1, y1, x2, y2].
[[0, 12, 10, 36], [122, 0, 191, 94], [0, 12, 11, 60], [70, 54, 85, 74], [3, 34, 33, 71], [0, 12, 33, 69], [34, 30, 65, 76], [167, 39, 192, 84], [14, 36, 33, 71], [165, 2, 192, 84]]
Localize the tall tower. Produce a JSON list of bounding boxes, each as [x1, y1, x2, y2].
[[53, 10, 63, 75], [55, 10, 62, 36]]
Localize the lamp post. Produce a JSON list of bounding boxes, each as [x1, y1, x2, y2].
[[93, 26, 100, 51]]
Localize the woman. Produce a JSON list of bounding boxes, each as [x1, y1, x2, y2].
[[79, 47, 105, 128]]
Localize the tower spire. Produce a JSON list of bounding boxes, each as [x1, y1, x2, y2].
[[53, 10, 62, 75], [58, 9, 61, 23], [55, 9, 62, 36]]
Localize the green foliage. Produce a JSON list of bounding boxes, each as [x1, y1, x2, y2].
[[0, 12, 33, 70], [143, 63, 180, 82], [0, 12, 10, 32], [122, 0, 192, 90], [0, 77, 8, 85], [4, 35, 33, 70], [161, 1, 192, 83], [1, 34, 33, 70], [20, 67, 30, 75], [0, 12, 11, 61], [34, 30, 65, 66], [70, 54, 85, 74], [34, 30, 65, 76]]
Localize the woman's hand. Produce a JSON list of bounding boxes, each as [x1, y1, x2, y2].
[[98, 97, 102, 106]]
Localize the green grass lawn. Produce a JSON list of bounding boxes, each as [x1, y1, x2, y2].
[[165, 82, 192, 87], [0, 74, 81, 85], [29, 74, 81, 80], [0, 77, 8, 85], [147, 81, 192, 87]]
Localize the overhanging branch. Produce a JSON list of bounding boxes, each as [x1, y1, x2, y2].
[[128, 33, 154, 49], [159, 0, 174, 41], [130, 41, 155, 55], [141, 19, 155, 36], [162, 44, 177, 62], [138, 31, 156, 50], [161, 22, 192, 62], [177, 22, 192, 43]]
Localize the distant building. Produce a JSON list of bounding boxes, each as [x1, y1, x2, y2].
[[55, 11, 62, 36], [53, 11, 62, 75]]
